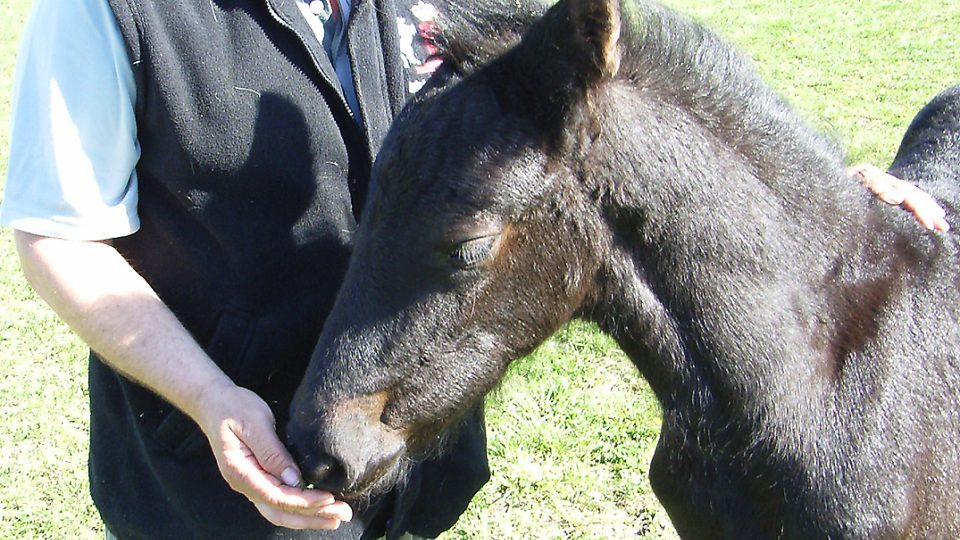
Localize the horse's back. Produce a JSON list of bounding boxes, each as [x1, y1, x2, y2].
[[880, 84, 960, 373], [868, 86, 960, 538], [888, 85, 960, 212]]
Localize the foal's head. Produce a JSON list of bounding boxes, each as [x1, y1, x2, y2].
[[287, 0, 623, 497]]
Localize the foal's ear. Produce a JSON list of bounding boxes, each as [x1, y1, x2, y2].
[[568, 0, 622, 79], [504, 0, 622, 124]]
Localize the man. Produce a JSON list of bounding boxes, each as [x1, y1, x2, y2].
[[1, 0, 487, 537]]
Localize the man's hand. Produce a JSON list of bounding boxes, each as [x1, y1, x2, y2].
[[849, 163, 950, 232], [196, 384, 354, 530]]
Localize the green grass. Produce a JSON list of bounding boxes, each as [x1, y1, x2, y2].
[[451, 324, 671, 539], [0, 0, 958, 538], [0, 3, 106, 538]]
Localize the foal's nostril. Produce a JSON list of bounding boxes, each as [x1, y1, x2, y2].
[[301, 452, 348, 492], [286, 434, 349, 492]]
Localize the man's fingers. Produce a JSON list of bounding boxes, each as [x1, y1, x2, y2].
[[254, 502, 346, 530], [850, 163, 905, 204], [244, 426, 301, 487], [933, 216, 950, 232], [897, 181, 950, 232], [222, 429, 337, 512], [876, 184, 906, 206], [312, 500, 353, 521], [849, 163, 950, 232], [225, 399, 303, 486]]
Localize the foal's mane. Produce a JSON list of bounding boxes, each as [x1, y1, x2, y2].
[[431, 0, 852, 200], [613, 2, 848, 189]]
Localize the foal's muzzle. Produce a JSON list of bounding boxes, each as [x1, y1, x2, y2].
[[286, 392, 407, 495]]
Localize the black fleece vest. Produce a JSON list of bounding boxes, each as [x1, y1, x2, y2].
[[93, 1, 487, 538]]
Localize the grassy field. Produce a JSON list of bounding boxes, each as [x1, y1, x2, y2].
[[1, 0, 958, 539]]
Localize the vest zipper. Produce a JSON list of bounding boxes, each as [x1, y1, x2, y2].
[[262, 0, 360, 128], [263, 0, 376, 217], [340, 0, 375, 169]]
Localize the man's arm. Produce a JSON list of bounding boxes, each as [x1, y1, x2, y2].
[[13, 230, 352, 530]]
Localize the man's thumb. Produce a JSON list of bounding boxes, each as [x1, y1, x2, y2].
[[244, 418, 303, 488]]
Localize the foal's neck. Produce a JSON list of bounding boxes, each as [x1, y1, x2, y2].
[[582, 80, 905, 451]]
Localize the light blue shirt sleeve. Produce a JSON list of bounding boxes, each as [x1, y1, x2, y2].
[[0, 0, 140, 240]]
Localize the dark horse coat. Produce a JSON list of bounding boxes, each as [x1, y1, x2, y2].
[[287, 0, 960, 537]]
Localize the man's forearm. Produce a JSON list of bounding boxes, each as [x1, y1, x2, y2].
[[13, 230, 234, 421], [14, 230, 355, 528]]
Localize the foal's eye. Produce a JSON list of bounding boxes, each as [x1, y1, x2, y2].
[[450, 235, 498, 269]]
